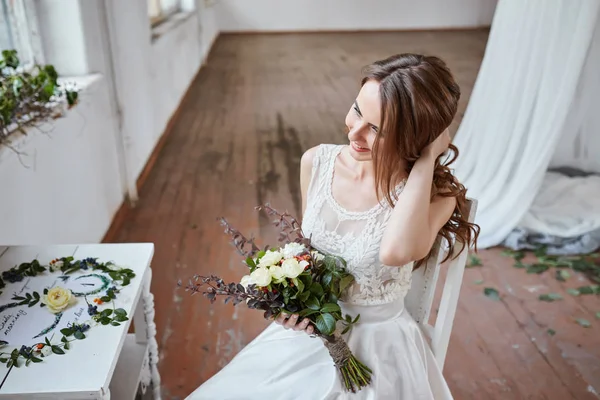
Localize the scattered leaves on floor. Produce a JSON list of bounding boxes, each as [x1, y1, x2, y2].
[[474, 279, 484, 285], [501, 247, 600, 284], [526, 264, 550, 274], [484, 287, 500, 301], [555, 269, 571, 281], [501, 247, 600, 330], [576, 318, 591, 328], [467, 254, 483, 268], [539, 293, 563, 302], [547, 328, 556, 336]]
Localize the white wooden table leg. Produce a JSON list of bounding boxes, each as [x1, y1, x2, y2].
[[101, 387, 111, 400], [133, 268, 162, 400]]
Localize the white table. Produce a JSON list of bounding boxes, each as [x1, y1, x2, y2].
[[0, 244, 161, 400]]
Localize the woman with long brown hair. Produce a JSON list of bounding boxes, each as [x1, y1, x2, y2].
[[188, 53, 479, 400]]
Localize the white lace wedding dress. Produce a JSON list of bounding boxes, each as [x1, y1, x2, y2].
[[187, 144, 454, 399]]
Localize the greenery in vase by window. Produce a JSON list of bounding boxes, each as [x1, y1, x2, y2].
[[0, 49, 79, 146]]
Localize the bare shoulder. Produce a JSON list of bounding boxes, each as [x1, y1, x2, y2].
[[300, 145, 320, 172], [300, 145, 321, 214]]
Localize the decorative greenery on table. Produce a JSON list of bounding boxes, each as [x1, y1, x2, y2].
[[0, 49, 79, 147], [0, 256, 135, 368]]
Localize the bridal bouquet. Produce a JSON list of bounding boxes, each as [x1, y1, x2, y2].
[[178, 204, 372, 393]]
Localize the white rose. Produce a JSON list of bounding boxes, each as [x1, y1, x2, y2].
[[41, 345, 52, 357], [269, 266, 286, 283], [281, 259, 308, 279], [43, 287, 75, 314], [240, 275, 254, 288], [257, 250, 283, 269], [311, 250, 325, 262], [250, 267, 272, 287], [281, 242, 306, 259]]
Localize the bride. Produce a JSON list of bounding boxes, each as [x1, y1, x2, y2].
[[187, 53, 479, 399]]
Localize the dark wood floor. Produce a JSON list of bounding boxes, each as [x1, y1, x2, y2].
[[106, 31, 600, 400]]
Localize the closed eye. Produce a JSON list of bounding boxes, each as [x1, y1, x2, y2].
[[354, 101, 379, 133]]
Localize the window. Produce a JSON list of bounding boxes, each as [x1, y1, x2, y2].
[[147, 0, 182, 26], [0, 0, 43, 66]]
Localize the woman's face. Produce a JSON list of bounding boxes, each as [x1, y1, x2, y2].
[[345, 80, 382, 162]]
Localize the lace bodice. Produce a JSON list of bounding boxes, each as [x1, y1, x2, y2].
[[301, 144, 414, 306]]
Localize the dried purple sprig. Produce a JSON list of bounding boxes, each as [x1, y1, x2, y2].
[[177, 275, 285, 319], [256, 203, 311, 247], [218, 217, 261, 258]]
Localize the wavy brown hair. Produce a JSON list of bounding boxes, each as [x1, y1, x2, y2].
[[361, 53, 480, 268]]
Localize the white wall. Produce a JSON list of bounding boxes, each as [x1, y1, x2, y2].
[[0, 0, 220, 244], [216, 0, 498, 32], [0, 76, 123, 244]]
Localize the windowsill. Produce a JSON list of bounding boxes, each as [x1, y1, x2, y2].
[[0, 73, 104, 164], [151, 10, 196, 42]]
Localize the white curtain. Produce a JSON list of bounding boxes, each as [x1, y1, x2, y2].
[[452, 0, 600, 248]]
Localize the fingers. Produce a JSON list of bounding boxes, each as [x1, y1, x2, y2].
[[275, 312, 288, 325], [284, 314, 299, 329], [306, 323, 314, 335], [276, 313, 314, 334]]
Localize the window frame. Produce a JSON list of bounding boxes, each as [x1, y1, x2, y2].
[[147, 0, 183, 28], [1, 0, 44, 67]]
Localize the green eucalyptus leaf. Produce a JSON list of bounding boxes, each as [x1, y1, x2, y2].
[[339, 275, 354, 294], [575, 318, 591, 328], [310, 283, 324, 298], [539, 293, 563, 302], [526, 264, 549, 274], [305, 296, 320, 311], [316, 313, 336, 336], [60, 328, 73, 336], [298, 308, 319, 317], [321, 272, 333, 287], [484, 287, 500, 301], [320, 303, 341, 313], [298, 291, 311, 302], [577, 286, 596, 295]]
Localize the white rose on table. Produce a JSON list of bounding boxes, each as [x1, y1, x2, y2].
[[43, 287, 74, 314], [41, 345, 53, 357], [268, 266, 286, 283], [240, 275, 254, 288], [257, 250, 283, 269], [281, 242, 306, 259], [250, 267, 272, 287], [281, 259, 309, 279]]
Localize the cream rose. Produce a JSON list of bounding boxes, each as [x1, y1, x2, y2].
[[281, 259, 308, 279], [250, 267, 272, 287], [311, 250, 325, 262], [281, 242, 306, 259], [268, 266, 286, 283], [43, 287, 74, 314], [240, 275, 254, 288], [257, 250, 283, 269]]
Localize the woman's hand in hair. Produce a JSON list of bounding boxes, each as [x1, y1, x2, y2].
[[422, 128, 451, 159]]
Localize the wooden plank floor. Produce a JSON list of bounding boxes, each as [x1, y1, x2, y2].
[[105, 31, 600, 400]]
